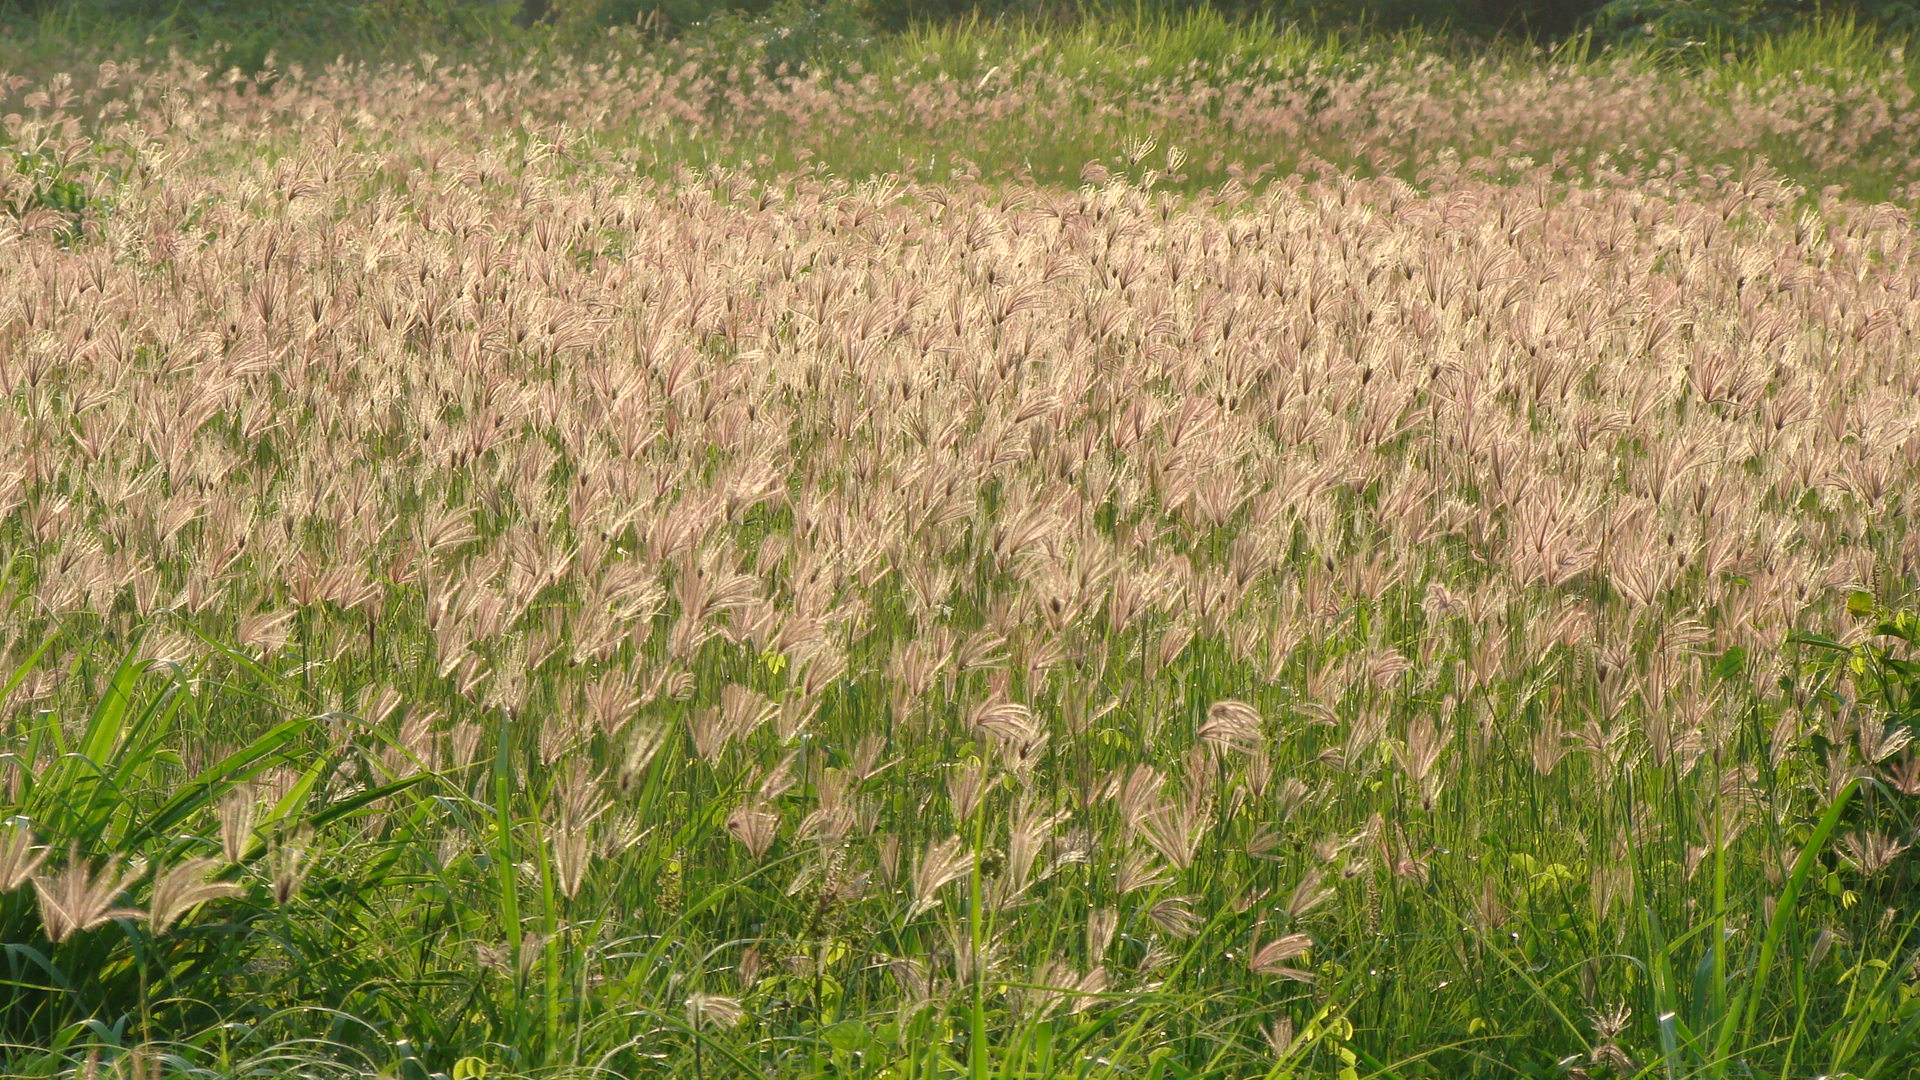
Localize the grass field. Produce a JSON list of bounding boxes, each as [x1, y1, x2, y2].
[[3, 10, 1920, 1078]]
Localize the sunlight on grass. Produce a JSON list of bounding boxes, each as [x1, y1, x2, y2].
[[0, 15, 1919, 1079]]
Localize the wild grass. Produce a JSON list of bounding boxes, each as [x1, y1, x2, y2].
[[0, 19, 1919, 1080], [5, 9, 1920, 197], [536, 7, 1920, 199]]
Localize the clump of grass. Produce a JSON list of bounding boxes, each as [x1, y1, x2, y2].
[[872, 3, 1364, 90], [0, 628, 427, 1072]]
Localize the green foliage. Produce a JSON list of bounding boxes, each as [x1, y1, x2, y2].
[[10, 0, 1920, 65], [4, 595, 1915, 1077], [1793, 591, 1920, 861], [0, 78, 129, 247], [867, 3, 1361, 91], [2, 0, 521, 69], [1773, 596, 1920, 1075], [1594, 0, 1798, 52], [675, 0, 877, 74], [0, 148, 91, 246], [0, 628, 422, 1064], [1594, 0, 1920, 55], [1803, 593, 1920, 732]]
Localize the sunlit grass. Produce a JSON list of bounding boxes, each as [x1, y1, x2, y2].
[[0, 18, 1919, 1080]]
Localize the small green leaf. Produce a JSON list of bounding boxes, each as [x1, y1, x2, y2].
[[824, 1019, 874, 1052], [1711, 646, 1748, 681]]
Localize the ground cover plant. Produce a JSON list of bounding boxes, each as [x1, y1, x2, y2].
[[3, 17, 1920, 1079]]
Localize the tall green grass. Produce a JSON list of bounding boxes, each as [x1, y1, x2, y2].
[[869, 3, 1368, 89], [5, 6, 1918, 201], [4, 590, 1918, 1078]]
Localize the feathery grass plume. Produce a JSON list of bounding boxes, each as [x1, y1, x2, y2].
[[726, 801, 781, 861], [1837, 829, 1911, 877], [1284, 868, 1335, 921], [0, 825, 49, 891], [547, 761, 610, 898], [1263, 1016, 1297, 1058], [1391, 712, 1453, 809], [147, 857, 243, 936], [236, 609, 297, 657], [908, 835, 974, 918], [1246, 930, 1315, 981], [991, 799, 1069, 910], [686, 993, 745, 1029], [33, 849, 144, 943], [1199, 699, 1263, 756], [1086, 907, 1119, 970], [886, 956, 931, 1004], [946, 759, 988, 823], [1017, 959, 1108, 1019], [1146, 895, 1202, 938], [267, 830, 315, 907], [616, 722, 670, 796], [969, 694, 1040, 757], [1136, 794, 1209, 871], [1113, 845, 1172, 897]]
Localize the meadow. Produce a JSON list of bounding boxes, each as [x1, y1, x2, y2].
[[2, 12, 1920, 1078]]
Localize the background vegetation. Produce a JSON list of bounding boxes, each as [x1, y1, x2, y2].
[[5, 0, 1920, 67]]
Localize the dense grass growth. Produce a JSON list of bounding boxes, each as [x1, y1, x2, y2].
[[2, 15, 1920, 1080], [8, 0, 1920, 46], [17, 8, 1916, 202]]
